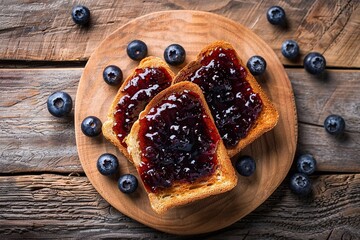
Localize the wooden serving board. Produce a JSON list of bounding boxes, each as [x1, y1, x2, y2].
[[75, 10, 297, 235]]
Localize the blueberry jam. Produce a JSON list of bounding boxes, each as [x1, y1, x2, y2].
[[138, 90, 220, 193], [113, 67, 172, 147], [187, 47, 263, 147]]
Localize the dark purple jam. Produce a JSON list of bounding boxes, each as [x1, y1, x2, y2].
[[138, 90, 220, 193], [187, 47, 263, 147], [113, 67, 172, 147]]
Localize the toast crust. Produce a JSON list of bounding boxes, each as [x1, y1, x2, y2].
[[173, 41, 279, 157], [126, 81, 237, 214], [102, 57, 175, 160]]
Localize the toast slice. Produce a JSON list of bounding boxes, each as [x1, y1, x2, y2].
[[126, 81, 237, 214], [102, 57, 175, 160], [173, 41, 279, 157]]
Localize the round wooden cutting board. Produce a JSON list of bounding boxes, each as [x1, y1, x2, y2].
[[75, 10, 297, 235]]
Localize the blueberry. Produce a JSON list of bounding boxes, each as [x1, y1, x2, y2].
[[81, 116, 102, 137], [235, 155, 256, 177], [97, 153, 119, 176], [296, 154, 316, 175], [47, 91, 73, 117], [267, 6, 286, 25], [118, 174, 138, 194], [164, 44, 186, 65], [281, 40, 300, 59], [324, 114, 345, 135], [71, 5, 90, 25], [127, 40, 148, 61], [103, 65, 123, 86], [304, 52, 326, 74], [289, 173, 312, 196], [247, 55, 267, 76]]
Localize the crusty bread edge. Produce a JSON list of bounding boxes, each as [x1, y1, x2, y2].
[[126, 81, 238, 214], [102, 56, 175, 161], [173, 41, 279, 158]]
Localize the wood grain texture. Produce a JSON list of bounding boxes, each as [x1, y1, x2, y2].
[[0, 174, 358, 238], [0, 0, 358, 67], [74, 11, 297, 234], [0, 68, 82, 173], [0, 68, 359, 174], [291, 68, 360, 172]]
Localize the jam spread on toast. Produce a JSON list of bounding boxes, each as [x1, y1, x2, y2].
[[187, 47, 263, 147], [138, 90, 220, 193], [113, 67, 172, 147]]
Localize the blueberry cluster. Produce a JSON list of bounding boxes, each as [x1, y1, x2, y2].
[[264, 6, 327, 75], [126, 40, 187, 66], [96, 153, 138, 193], [289, 154, 317, 196], [264, 6, 345, 196]]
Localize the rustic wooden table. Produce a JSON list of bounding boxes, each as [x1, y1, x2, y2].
[[0, 1, 359, 239]]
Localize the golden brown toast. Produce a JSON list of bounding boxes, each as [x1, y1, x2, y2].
[[126, 81, 237, 214], [173, 41, 279, 157], [102, 57, 175, 160]]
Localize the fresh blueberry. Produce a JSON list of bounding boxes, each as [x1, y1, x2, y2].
[[164, 44, 186, 65], [296, 154, 317, 175], [97, 153, 119, 176], [324, 114, 345, 135], [267, 6, 286, 25], [304, 52, 326, 74], [289, 173, 312, 196], [47, 91, 73, 117], [103, 65, 123, 86], [71, 5, 90, 25], [118, 174, 138, 194], [81, 116, 102, 137], [281, 40, 300, 59], [127, 40, 148, 61], [235, 155, 256, 177], [247, 55, 267, 76]]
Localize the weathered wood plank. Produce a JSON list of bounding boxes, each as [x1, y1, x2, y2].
[[291, 69, 360, 131], [0, 68, 82, 173], [298, 122, 360, 172], [291, 68, 360, 172], [0, 0, 358, 67], [0, 174, 358, 238], [0, 68, 359, 173]]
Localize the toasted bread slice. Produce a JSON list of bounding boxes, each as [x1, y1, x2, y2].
[[102, 57, 175, 160], [173, 41, 279, 157], [126, 81, 237, 214]]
